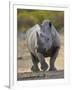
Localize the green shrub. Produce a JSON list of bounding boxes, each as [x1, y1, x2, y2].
[[17, 9, 64, 33]]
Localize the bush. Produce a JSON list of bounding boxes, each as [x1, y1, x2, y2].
[[17, 9, 64, 33]]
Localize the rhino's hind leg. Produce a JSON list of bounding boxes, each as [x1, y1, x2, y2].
[[31, 53, 40, 72], [49, 47, 60, 71]]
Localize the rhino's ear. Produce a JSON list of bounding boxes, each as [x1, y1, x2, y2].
[[49, 21, 52, 28]]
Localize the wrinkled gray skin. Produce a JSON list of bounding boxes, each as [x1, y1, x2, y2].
[[26, 20, 60, 72]]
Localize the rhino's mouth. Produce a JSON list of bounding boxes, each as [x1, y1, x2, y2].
[[37, 47, 46, 55]]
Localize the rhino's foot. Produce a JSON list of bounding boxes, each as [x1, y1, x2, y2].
[[49, 67, 57, 71], [31, 65, 40, 72], [41, 62, 48, 71]]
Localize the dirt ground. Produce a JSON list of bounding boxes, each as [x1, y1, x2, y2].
[[17, 32, 64, 73]]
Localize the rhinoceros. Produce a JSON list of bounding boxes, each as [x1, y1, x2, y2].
[[26, 20, 60, 72]]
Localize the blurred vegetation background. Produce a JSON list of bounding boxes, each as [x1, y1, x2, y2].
[[17, 9, 64, 33]]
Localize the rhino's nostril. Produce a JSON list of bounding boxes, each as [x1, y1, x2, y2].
[[46, 38, 49, 41]]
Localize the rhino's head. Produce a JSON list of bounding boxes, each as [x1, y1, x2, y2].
[[36, 20, 53, 52], [41, 20, 52, 32]]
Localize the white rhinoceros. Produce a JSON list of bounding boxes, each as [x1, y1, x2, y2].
[[26, 20, 60, 71]]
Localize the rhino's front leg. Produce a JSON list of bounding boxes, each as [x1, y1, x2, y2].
[[49, 47, 60, 71], [31, 53, 40, 72], [36, 53, 48, 71]]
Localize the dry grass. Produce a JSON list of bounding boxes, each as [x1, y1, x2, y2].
[[55, 34, 64, 70]]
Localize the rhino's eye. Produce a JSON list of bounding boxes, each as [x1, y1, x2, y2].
[[43, 30, 45, 33], [47, 38, 49, 41]]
